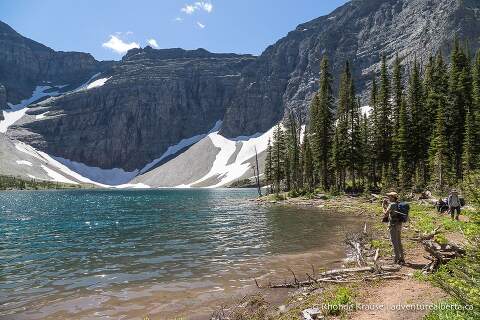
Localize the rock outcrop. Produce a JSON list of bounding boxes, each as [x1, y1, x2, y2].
[[0, 21, 110, 104]]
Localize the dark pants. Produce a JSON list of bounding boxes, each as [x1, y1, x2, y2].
[[450, 206, 461, 220], [389, 223, 404, 263]]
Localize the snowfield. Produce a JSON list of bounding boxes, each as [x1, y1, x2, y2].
[[175, 125, 275, 188], [0, 86, 60, 133]]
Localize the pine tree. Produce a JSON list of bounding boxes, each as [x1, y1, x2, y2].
[[333, 61, 353, 190], [350, 97, 362, 189], [462, 108, 476, 174], [302, 130, 314, 192], [265, 138, 273, 193], [429, 97, 451, 192], [408, 58, 427, 187], [397, 98, 411, 190], [285, 112, 301, 192], [272, 124, 286, 194], [447, 39, 472, 181], [391, 54, 403, 182], [471, 49, 480, 167], [359, 112, 370, 188], [310, 56, 334, 191], [378, 55, 393, 187], [369, 75, 380, 189]]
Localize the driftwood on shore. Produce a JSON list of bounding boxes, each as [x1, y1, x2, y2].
[[260, 265, 402, 289], [421, 239, 466, 272]]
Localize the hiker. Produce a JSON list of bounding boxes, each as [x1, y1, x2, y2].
[[448, 189, 461, 220], [382, 192, 405, 265]]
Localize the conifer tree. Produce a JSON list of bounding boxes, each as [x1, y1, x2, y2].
[[397, 98, 411, 190], [333, 62, 353, 190], [429, 97, 451, 192], [377, 55, 393, 186], [447, 40, 472, 181], [301, 130, 314, 192], [359, 112, 370, 188], [471, 49, 480, 166], [310, 56, 334, 190], [285, 112, 301, 192], [265, 138, 273, 193], [272, 124, 286, 194], [408, 58, 427, 187], [391, 54, 403, 181], [462, 108, 476, 174], [369, 75, 380, 189]]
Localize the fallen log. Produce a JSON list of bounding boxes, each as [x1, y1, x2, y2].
[[266, 265, 402, 288]]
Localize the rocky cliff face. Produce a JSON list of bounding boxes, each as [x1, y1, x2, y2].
[[8, 47, 255, 170], [221, 0, 480, 137], [0, 21, 109, 103]]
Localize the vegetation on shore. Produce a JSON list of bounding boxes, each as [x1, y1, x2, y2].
[[0, 175, 87, 190]]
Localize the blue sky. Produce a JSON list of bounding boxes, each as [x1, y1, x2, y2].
[[1, 0, 348, 61]]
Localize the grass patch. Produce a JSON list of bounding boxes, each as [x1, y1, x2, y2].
[[322, 286, 356, 317]]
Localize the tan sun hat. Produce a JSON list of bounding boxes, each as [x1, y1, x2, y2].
[[451, 189, 458, 193], [386, 192, 399, 198]]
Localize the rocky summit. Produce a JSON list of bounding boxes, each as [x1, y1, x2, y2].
[[1, 0, 480, 185]]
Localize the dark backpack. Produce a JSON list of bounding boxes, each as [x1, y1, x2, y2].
[[396, 202, 410, 223]]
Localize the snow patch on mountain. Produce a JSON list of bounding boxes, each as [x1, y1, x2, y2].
[[86, 77, 111, 90], [183, 125, 275, 188], [0, 86, 60, 133], [16, 160, 32, 166], [53, 156, 138, 185], [140, 120, 223, 174]]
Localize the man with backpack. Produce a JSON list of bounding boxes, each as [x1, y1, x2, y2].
[[382, 192, 406, 265], [448, 189, 462, 220]]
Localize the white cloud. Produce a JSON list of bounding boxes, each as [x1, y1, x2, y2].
[[196, 1, 213, 12], [174, 17, 184, 22], [197, 22, 206, 29], [102, 35, 140, 54], [147, 38, 159, 48], [181, 4, 196, 14], [181, 1, 213, 15]]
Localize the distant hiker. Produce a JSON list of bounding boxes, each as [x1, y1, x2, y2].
[[382, 192, 405, 265], [448, 189, 461, 220]]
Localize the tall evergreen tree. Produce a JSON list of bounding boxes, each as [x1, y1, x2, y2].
[[408, 58, 427, 187], [391, 54, 403, 181], [285, 112, 301, 192], [447, 39, 472, 181], [429, 96, 451, 192], [272, 124, 286, 193], [301, 130, 314, 192], [470, 49, 480, 166], [369, 75, 380, 189], [333, 61, 353, 190], [310, 56, 334, 190], [397, 98, 412, 190], [377, 55, 393, 187], [265, 138, 273, 193]]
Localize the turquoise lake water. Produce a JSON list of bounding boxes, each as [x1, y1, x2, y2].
[[0, 189, 366, 319]]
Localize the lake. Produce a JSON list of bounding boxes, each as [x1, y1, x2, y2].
[[0, 189, 368, 319]]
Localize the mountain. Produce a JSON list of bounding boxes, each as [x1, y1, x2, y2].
[[221, 0, 480, 137], [1, 0, 480, 187], [8, 47, 254, 170]]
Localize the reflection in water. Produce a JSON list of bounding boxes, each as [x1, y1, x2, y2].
[[0, 189, 367, 319]]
